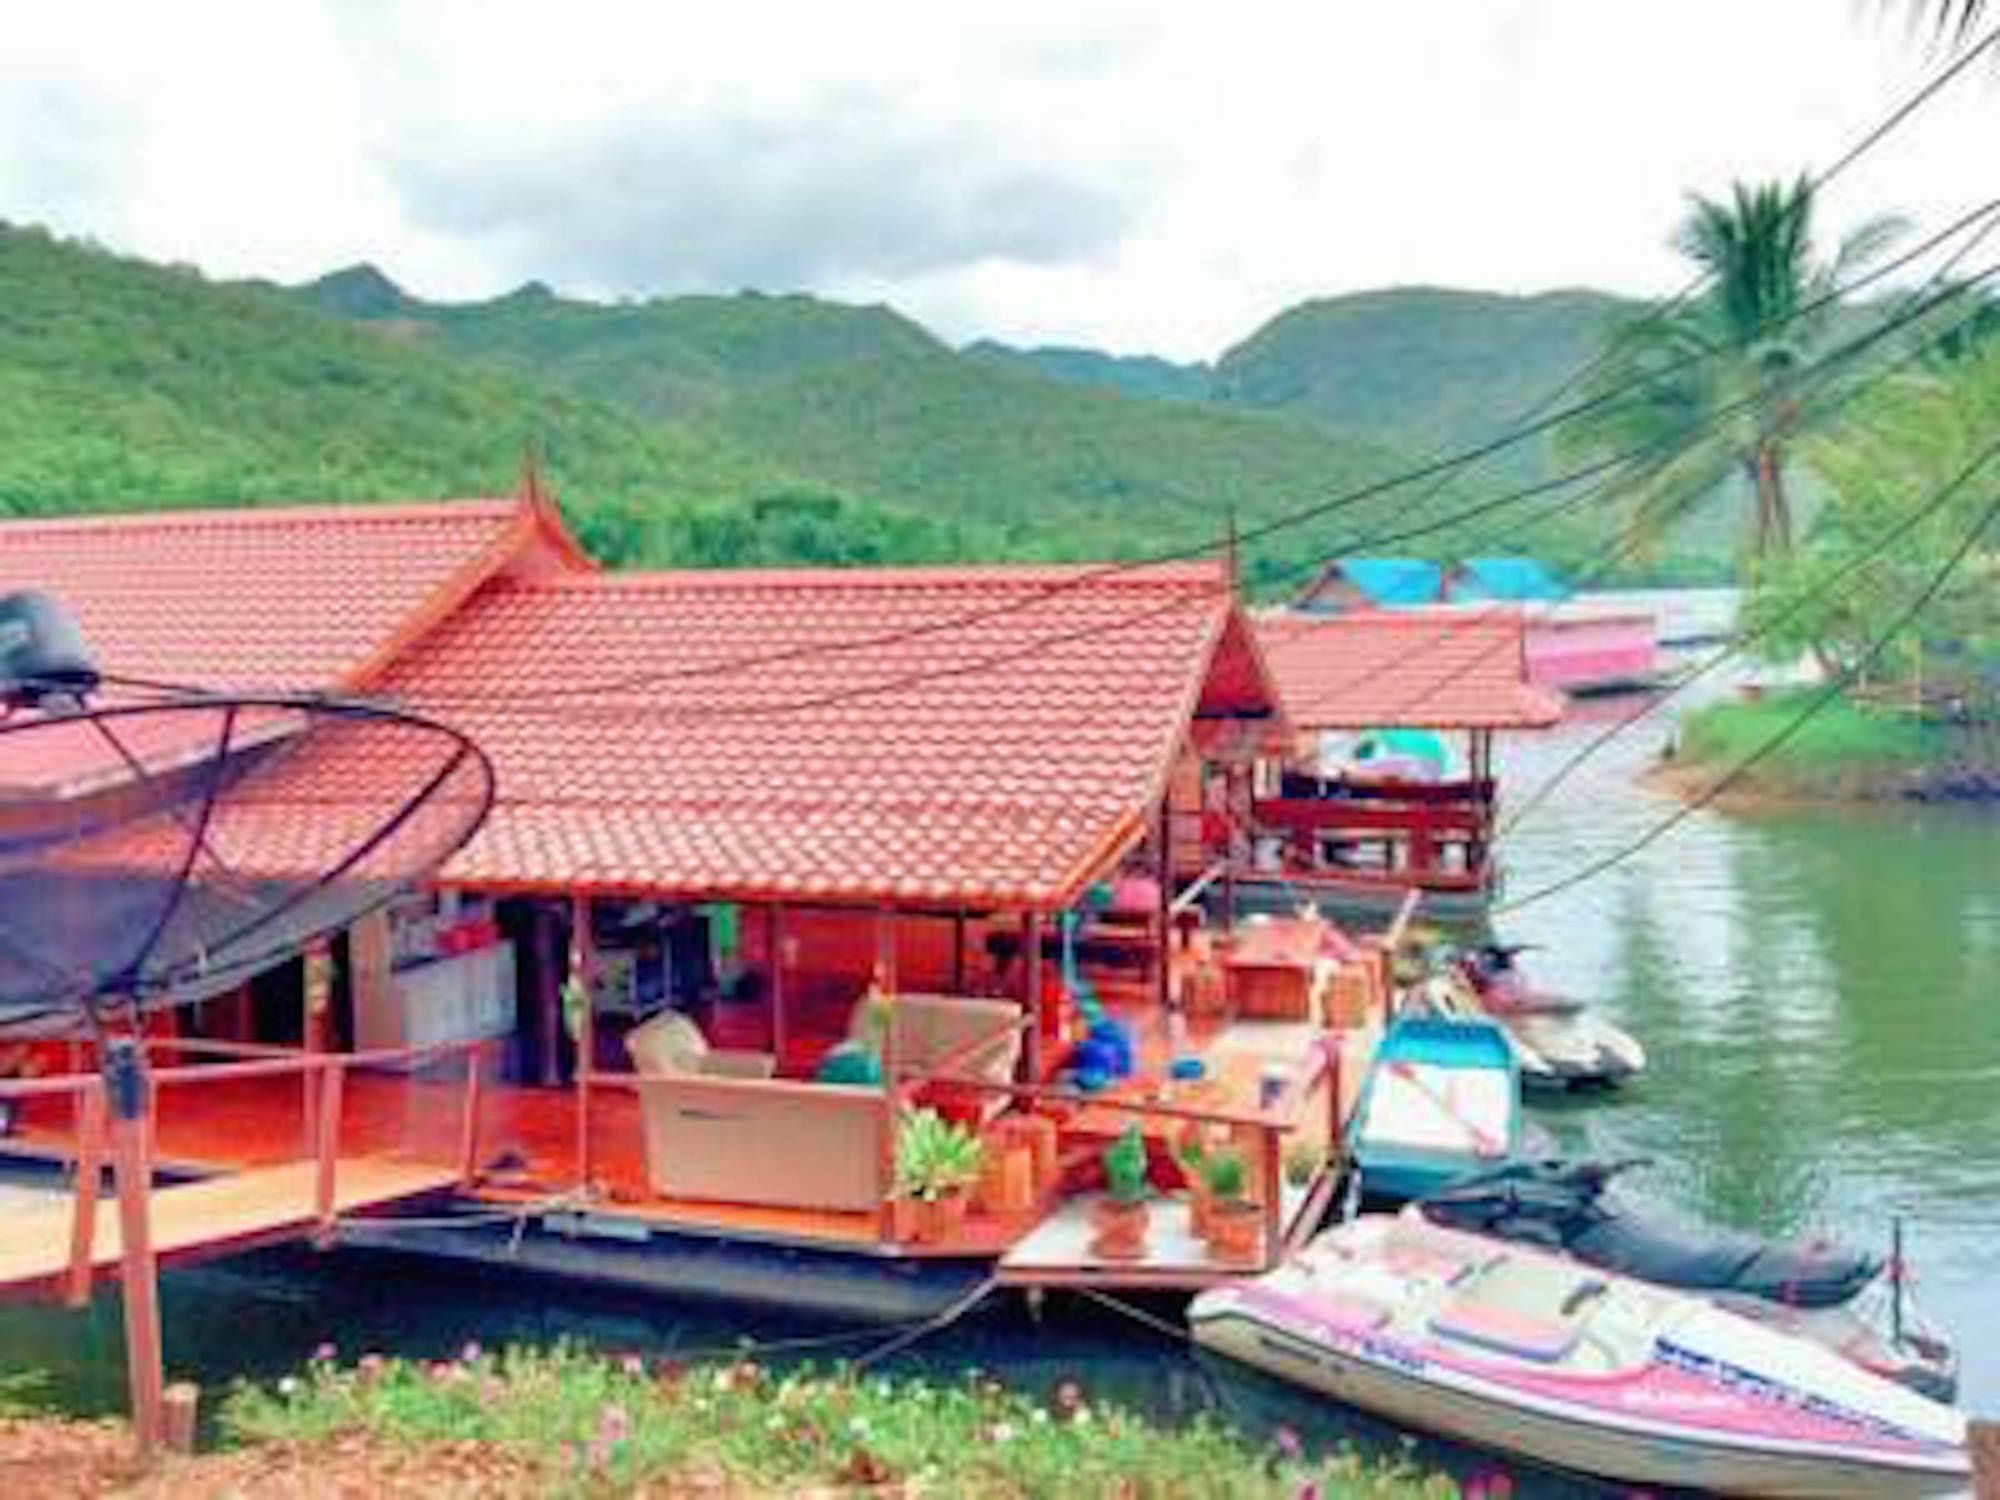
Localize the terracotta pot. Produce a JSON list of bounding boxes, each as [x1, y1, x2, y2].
[[1185, 1184, 1214, 1242], [1089, 1197, 1151, 1261], [976, 1144, 1037, 1216], [909, 1192, 970, 1244], [1206, 1201, 1265, 1268]]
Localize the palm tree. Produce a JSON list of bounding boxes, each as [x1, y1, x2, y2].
[[1898, 0, 1990, 44], [1563, 177, 1906, 557]]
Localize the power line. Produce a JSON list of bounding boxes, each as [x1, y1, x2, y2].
[[378, 159, 2000, 710], [1504, 434, 2000, 840], [1180, 245, 2000, 742], [100, 241, 2000, 740], [372, 241, 2000, 729], [1493, 441, 2000, 917]]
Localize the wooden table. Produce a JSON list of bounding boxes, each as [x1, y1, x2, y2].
[[1221, 919, 1335, 1022]]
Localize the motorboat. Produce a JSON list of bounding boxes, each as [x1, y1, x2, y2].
[[1188, 1213, 1969, 1497], [1349, 1016, 1527, 1204], [1415, 1159, 1958, 1403], [1426, 943, 1646, 1092]]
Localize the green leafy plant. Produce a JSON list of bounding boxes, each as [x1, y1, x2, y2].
[[1102, 1124, 1150, 1205], [1199, 1147, 1249, 1207], [892, 1107, 983, 1202], [1284, 1141, 1324, 1189]]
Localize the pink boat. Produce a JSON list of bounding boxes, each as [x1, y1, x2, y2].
[[1190, 1214, 1970, 1497], [1520, 600, 1660, 695]]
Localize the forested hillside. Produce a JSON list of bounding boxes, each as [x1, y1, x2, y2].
[[3, 224, 1721, 585]]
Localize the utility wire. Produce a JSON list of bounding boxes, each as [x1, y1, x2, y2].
[[97, 239, 2000, 740], [1493, 444, 2000, 917], [1498, 373, 2000, 835], [1237, 192, 2000, 750], [356, 247, 2000, 730], [360, 85, 2000, 715]]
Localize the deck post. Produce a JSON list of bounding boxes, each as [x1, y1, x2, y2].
[[1023, 911, 1043, 1083], [877, 905, 899, 1089], [1260, 1120, 1283, 1269], [768, 904, 786, 1065], [300, 937, 333, 1161], [313, 1059, 344, 1243], [1155, 797, 1172, 1011], [534, 904, 564, 1088], [1221, 764, 1238, 935], [570, 895, 595, 1196], [104, 1037, 165, 1460], [458, 1043, 483, 1186], [64, 1082, 106, 1308], [951, 910, 966, 993]]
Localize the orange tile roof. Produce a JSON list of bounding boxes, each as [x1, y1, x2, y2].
[[354, 561, 1271, 909], [0, 497, 588, 695], [1254, 607, 1565, 731]]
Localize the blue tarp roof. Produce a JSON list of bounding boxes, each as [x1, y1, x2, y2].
[[1449, 557, 1571, 602], [1327, 558, 1442, 606]]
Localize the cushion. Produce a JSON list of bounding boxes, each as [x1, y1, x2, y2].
[[626, 1011, 709, 1077], [815, 1040, 883, 1086]]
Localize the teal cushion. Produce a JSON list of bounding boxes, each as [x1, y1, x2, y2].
[[815, 1041, 882, 1086]]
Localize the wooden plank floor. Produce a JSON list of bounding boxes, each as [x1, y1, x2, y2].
[[0, 1157, 458, 1294]]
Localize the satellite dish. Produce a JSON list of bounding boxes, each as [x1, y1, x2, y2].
[[0, 589, 101, 707], [0, 690, 493, 1035]]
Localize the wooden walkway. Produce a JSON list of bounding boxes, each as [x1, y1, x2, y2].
[[0, 1157, 459, 1298]]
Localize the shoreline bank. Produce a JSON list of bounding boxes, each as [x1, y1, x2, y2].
[[1651, 693, 2000, 808], [0, 1347, 1457, 1498]]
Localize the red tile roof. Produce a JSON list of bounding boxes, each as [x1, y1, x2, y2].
[[0, 497, 588, 694], [357, 561, 1275, 909], [1254, 607, 1565, 731]]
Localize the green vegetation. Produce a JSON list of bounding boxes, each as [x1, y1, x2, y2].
[[1102, 1124, 1150, 1204], [221, 1344, 1454, 1497], [1750, 344, 2000, 687], [892, 1107, 984, 1202], [1214, 286, 1629, 486], [0, 227, 773, 524], [1676, 691, 1946, 798], [1562, 178, 1905, 560], [963, 340, 1213, 403], [4, 221, 1758, 586]]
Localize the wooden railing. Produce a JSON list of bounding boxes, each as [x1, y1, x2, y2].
[[0, 1035, 489, 1306], [894, 1036, 1342, 1271]]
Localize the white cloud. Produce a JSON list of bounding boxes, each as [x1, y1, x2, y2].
[[2, 0, 1993, 358]]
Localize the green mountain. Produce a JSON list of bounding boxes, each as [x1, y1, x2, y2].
[[3, 225, 1719, 588], [1213, 286, 1636, 482], [0, 227, 775, 525], [962, 340, 1212, 403], [283, 262, 1431, 582]]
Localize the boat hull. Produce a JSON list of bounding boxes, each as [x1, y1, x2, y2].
[[1191, 1303, 1968, 1498]]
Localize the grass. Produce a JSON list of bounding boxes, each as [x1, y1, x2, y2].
[[219, 1343, 1458, 1498], [1676, 690, 1948, 797]]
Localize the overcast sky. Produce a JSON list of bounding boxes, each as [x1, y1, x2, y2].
[[3, 1, 1993, 359]]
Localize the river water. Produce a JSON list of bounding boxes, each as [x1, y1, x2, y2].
[[0, 601, 1993, 1486]]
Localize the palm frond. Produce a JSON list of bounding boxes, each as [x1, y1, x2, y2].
[[1892, 0, 1992, 46]]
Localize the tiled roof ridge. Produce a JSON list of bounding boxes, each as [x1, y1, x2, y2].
[[0, 497, 522, 536], [502, 558, 1228, 593]]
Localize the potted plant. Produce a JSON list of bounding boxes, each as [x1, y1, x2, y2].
[[1175, 1129, 1212, 1241], [893, 1107, 983, 1243], [1089, 1124, 1152, 1260], [1283, 1141, 1324, 1192], [1201, 1148, 1265, 1269]]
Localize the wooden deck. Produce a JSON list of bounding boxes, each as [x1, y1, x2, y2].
[[0, 1157, 459, 1298]]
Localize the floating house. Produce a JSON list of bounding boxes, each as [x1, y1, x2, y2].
[[1245, 609, 1564, 918], [0, 495, 1421, 1317], [1294, 556, 1660, 696]]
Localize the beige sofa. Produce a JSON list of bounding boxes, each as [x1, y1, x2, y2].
[[631, 1072, 891, 1212], [625, 995, 1022, 1212], [877, 993, 1023, 1114]]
